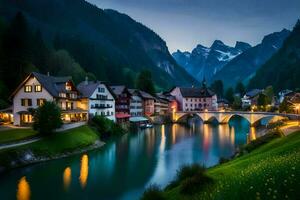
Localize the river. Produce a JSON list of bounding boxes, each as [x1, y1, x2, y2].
[[0, 117, 262, 200]]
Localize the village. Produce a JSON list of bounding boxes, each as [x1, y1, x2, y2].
[[0, 72, 299, 129]]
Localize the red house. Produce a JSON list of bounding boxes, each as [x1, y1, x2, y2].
[[110, 85, 131, 124]]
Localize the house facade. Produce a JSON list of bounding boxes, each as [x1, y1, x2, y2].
[[77, 79, 116, 122], [154, 94, 170, 115], [170, 82, 218, 112], [128, 89, 143, 117], [241, 89, 263, 108], [111, 86, 131, 123], [11, 72, 88, 126], [139, 91, 155, 116]]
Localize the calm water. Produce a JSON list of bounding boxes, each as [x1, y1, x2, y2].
[[0, 117, 261, 200]]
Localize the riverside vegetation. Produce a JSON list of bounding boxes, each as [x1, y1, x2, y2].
[[141, 129, 300, 200]]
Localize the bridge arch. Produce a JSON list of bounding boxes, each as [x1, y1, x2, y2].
[[175, 113, 204, 123]]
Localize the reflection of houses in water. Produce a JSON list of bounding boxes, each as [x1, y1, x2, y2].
[[63, 167, 72, 191], [79, 154, 89, 189], [17, 176, 31, 200]]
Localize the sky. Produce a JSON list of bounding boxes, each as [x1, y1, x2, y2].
[[87, 0, 300, 52]]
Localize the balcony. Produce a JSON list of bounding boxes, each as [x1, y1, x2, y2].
[[91, 105, 113, 109]]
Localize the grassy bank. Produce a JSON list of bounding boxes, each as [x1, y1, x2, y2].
[[164, 131, 300, 200], [0, 125, 101, 171], [0, 128, 38, 144]]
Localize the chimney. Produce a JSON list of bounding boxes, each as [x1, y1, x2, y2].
[[85, 76, 89, 85]]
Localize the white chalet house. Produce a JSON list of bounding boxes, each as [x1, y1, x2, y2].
[[11, 72, 88, 126], [170, 81, 218, 112], [77, 79, 116, 122]]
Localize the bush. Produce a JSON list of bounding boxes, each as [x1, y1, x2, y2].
[[219, 157, 230, 164], [180, 172, 213, 195], [141, 184, 166, 200], [33, 101, 62, 134], [90, 116, 126, 138], [240, 130, 283, 154], [166, 164, 213, 195]]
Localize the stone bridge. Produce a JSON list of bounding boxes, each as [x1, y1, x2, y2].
[[172, 111, 299, 126]]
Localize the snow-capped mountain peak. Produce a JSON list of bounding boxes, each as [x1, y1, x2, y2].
[[172, 40, 251, 81]]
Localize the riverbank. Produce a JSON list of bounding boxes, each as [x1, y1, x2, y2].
[[162, 130, 300, 200], [0, 125, 104, 173]]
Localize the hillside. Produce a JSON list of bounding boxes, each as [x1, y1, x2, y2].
[[165, 131, 300, 199], [0, 0, 196, 91], [211, 29, 290, 88], [249, 20, 300, 92], [172, 40, 251, 81]]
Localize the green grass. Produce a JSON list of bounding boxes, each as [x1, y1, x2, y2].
[[0, 125, 100, 169], [165, 131, 300, 200], [0, 128, 38, 144], [25, 125, 100, 155]]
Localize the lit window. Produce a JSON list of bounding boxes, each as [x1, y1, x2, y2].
[[35, 85, 42, 92], [21, 99, 32, 106], [59, 93, 67, 98], [37, 99, 45, 106], [24, 85, 32, 93]]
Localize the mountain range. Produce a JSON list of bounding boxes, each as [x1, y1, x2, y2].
[[248, 20, 300, 92], [173, 29, 291, 88], [1, 0, 197, 90], [172, 40, 251, 81]]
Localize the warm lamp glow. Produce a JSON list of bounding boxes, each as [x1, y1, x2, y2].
[[63, 167, 72, 191], [79, 154, 89, 189], [16, 176, 31, 200]]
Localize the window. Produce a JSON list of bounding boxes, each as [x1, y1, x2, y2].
[[98, 87, 105, 93], [24, 85, 32, 93], [35, 85, 42, 92], [59, 93, 66, 98], [37, 99, 45, 106], [21, 99, 32, 106]]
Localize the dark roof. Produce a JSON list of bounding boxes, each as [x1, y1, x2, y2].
[[139, 91, 155, 99], [32, 72, 74, 97], [289, 93, 300, 104], [10, 72, 75, 98], [245, 89, 262, 98], [111, 85, 126, 96], [179, 87, 215, 98], [77, 81, 100, 97], [77, 81, 116, 99], [217, 98, 229, 104]]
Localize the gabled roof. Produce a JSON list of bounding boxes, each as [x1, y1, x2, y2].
[[245, 89, 262, 98], [138, 90, 155, 100], [288, 93, 300, 104], [77, 81, 116, 99], [110, 85, 131, 98], [178, 87, 215, 98], [10, 72, 75, 99]]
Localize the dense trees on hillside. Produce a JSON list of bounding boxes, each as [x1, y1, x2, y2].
[[136, 70, 156, 96], [249, 20, 300, 92], [210, 80, 224, 98], [0, 13, 94, 108]]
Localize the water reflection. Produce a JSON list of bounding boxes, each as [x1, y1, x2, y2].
[[16, 176, 31, 200], [79, 154, 89, 189], [247, 127, 257, 143], [4, 118, 259, 200], [63, 167, 72, 191]]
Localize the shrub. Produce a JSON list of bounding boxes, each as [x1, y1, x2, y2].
[[219, 157, 230, 164], [33, 101, 62, 134], [141, 184, 166, 200], [180, 172, 213, 195], [241, 130, 283, 154], [90, 116, 125, 138], [166, 164, 213, 194]]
